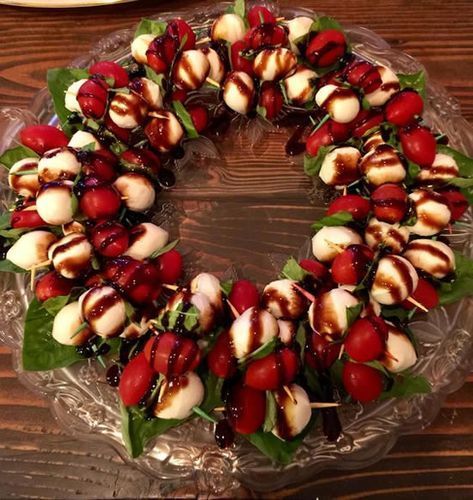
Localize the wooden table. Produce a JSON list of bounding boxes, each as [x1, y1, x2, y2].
[[1, 0, 473, 497]]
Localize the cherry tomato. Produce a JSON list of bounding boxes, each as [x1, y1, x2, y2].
[[258, 81, 284, 120], [155, 249, 183, 284], [344, 60, 381, 94], [20, 125, 69, 155], [230, 40, 254, 75], [207, 330, 237, 379], [331, 244, 374, 285], [306, 119, 350, 156], [79, 184, 121, 220], [344, 316, 388, 362], [342, 361, 384, 402], [77, 76, 109, 119], [385, 90, 424, 127], [244, 23, 288, 50], [188, 105, 209, 133], [104, 113, 131, 143], [226, 383, 266, 434], [82, 152, 117, 182], [11, 207, 46, 229], [120, 148, 161, 176], [247, 5, 276, 27], [371, 183, 408, 223], [89, 61, 129, 88], [299, 259, 328, 280], [146, 34, 178, 74], [171, 88, 188, 103], [228, 280, 260, 314], [441, 188, 469, 221], [119, 353, 155, 406], [349, 109, 384, 138], [306, 29, 346, 67], [35, 270, 75, 302], [166, 18, 196, 50], [90, 220, 129, 257], [401, 277, 439, 311], [305, 332, 341, 372], [327, 194, 371, 220], [399, 124, 436, 167]]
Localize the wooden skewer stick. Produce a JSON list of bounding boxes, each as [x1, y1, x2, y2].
[[292, 282, 316, 303], [406, 296, 429, 313], [148, 112, 170, 120], [196, 36, 211, 45], [275, 17, 286, 22], [29, 260, 51, 291], [310, 402, 341, 409], [162, 283, 179, 291], [226, 299, 240, 319], [283, 385, 296, 404], [325, 240, 345, 254], [120, 196, 129, 201], [338, 343, 345, 360], [206, 76, 221, 88], [342, 186, 348, 196], [213, 406, 225, 412]]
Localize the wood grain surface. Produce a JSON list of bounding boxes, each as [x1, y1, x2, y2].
[[1, 0, 473, 498]]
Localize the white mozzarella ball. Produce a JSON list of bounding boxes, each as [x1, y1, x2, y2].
[[223, 71, 255, 114], [124, 222, 169, 261], [154, 371, 205, 420], [365, 217, 410, 254], [364, 66, 400, 106], [315, 84, 360, 123], [408, 189, 451, 236], [278, 319, 296, 344], [253, 48, 297, 82], [113, 173, 155, 212], [202, 47, 225, 83], [283, 65, 317, 104], [190, 273, 223, 311], [359, 144, 406, 186], [79, 286, 126, 338], [229, 306, 279, 359], [131, 34, 155, 64], [8, 158, 40, 198], [165, 290, 215, 334], [363, 131, 385, 152], [319, 146, 361, 187], [272, 384, 311, 441], [173, 50, 210, 90], [52, 301, 92, 346], [146, 111, 184, 152], [37, 147, 81, 183], [68, 131, 101, 151], [211, 13, 246, 43], [109, 92, 148, 129], [371, 255, 418, 305], [262, 279, 308, 320], [381, 324, 417, 373], [36, 180, 74, 225], [312, 226, 362, 262], [6, 230, 56, 270], [65, 78, 88, 114], [403, 239, 455, 279], [417, 153, 459, 183], [361, 295, 382, 318], [308, 288, 359, 338], [48, 232, 93, 279], [285, 16, 314, 53], [129, 77, 163, 109]]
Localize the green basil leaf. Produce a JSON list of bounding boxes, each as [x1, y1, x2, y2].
[[363, 359, 390, 376], [0, 259, 28, 273], [329, 358, 344, 388], [438, 251, 473, 306], [42, 294, 70, 316], [200, 371, 224, 413], [0, 227, 29, 240], [397, 70, 426, 99], [192, 405, 217, 424], [437, 144, 473, 178], [311, 211, 354, 232], [22, 297, 84, 371], [256, 104, 267, 119], [0, 145, 39, 170], [263, 391, 277, 433], [234, 0, 246, 18], [154, 303, 200, 334], [279, 256, 310, 282], [220, 280, 234, 296], [304, 146, 334, 177], [310, 16, 344, 33], [238, 337, 277, 366], [380, 305, 412, 321], [380, 373, 430, 400], [405, 159, 421, 185], [447, 177, 473, 188], [346, 303, 362, 328], [134, 18, 167, 38], [172, 101, 199, 139], [295, 322, 307, 363], [0, 212, 11, 230], [145, 66, 165, 90], [149, 239, 179, 259]]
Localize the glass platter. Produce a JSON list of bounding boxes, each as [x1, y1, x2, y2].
[[0, 0, 136, 8], [0, 2, 473, 495]]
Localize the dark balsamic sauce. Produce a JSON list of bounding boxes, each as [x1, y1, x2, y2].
[[106, 364, 121, 387], [214, 418, 235, 449]]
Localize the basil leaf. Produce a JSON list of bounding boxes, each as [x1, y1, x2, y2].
[[134, 18, 167, 38], [304, 146, 334, 176], [346, 303, 362, 328], [22, 297, 84, 371], [263, 391, 277, 433], [279, 256, 310, 282], [0, 227, 29, 240], [295, 322, 307, 363], [380, 373, 430, 400], [219, 280, 233, 297], [172, 101, 199, 139], [256, 104, 267, 119], [200, 371, 224, 412], [0, 145, 39, 170], [380, 305, 412, 321], [238, 338, 277, 365], [47, 67, 89, 135], [437, 144, 473, 178], [0, 212, 11, 230], [0, 259, 28, 273], [363, 359, 390, 376], [310, 16, 344, 33], [329, 359, 344, 388], [438, 251, 473, 306], [149, 239, 179, 259], [311, 211, 354, 232], [192, 405, 217, 424], [145, 66, 165, 90], [397, 70, 426, 99], [42, 294, 70, 316], [448, 177, 473, 188], [154, 303, 200, 333], [227, 0, 246, 18], [405, 159, 421, 185]]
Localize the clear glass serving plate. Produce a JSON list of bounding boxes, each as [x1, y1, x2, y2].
[[1, 2, 473, 495]]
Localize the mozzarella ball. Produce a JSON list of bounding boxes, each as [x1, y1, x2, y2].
[[131, 34, 155, 64], [68, 130, 101, 151], [124, 222, 168, 260], [109, 92, 148, 129], [408, 189, 451, 236], [312, 226, 363, 262], [283, 65, 317, 104], [262, 279, 308, 320], [359, 144, 406, 186], [65, 78, 88, 114], [364, 131, 385, 152], [202, 47, 225, 83], [36, 181, 75, 225], [37, 147, 81, 183], [308, 288, 359, 338], [229, 306, 279, 359], [361, 295, 382, 318], [190, 273, 223, 312], [278, 319, 296, 344], [173, 50, 210, 90], [365, 217, 410, 254], [319, 146, 361, 187], [417, 153, 459, 183], [316, 84, 360, 123], [211, 13, 246, 43], [223, 71, 255, 114], [48, 232, 93, 279], [130, 77, 163, 109], [371, 255, 418, 305], [113, 173, 155, 212], [272, 384, 311, 440], [52, 301, 92, 346], [253, 48, 297, 81], [79, 286, 126, 338], [165, 290, 215, 334], [364, 66, 400, 106], [154, 371, 205, 420], [8, 158, 40, 198], [6, 230, 56, 270], [381, 324, 417, 373], [285, 16, 314, 53], [403, 239, 455, 279], [146, 111, 184, 152]]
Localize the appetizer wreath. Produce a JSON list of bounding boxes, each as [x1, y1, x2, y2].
[[1, 0, 473, 464]]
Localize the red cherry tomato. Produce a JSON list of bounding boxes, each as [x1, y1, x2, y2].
[[90, 220, 129, 257], [258, 81, 284, 120], [89, 61, 129, 88], [166, 18, 196, 50], [77, 77, 109, 119], [247, 5, 276, 27], [11, 207, 46, 229], [144, 332, 201, 377], [401, 277, 439, 311], [104, 113, 131, 143], [342, 361, 384, 402], [244, 23, 288, 50], [344, 316, 388, 362], [349, 109, 384, 138], [385, 90, 424, 127], [226, 383, 266, 434], [344, 60, 381, 94], [331, 244, 374, 285], [79, 184, 121, 220], [305, 332, 341, 372], [119, 353, 155, 406], [230, 40, 254, 75], [306, 29, 346, 67], [155, 249, 183, 284], [188, 105, 209, 133], [20, 125, 69, 155], [207, 330, 237, 379], [146, 34, 178, 74], [327, 194, 371, 220], [120, 148, 161, 176], [35, 271, 75, 302], [244, 348, 299, 390], [171, 88, 188, 103], [371, 183, 408, 223], [399, 124, 436, 167], [441, 188, 469, 222], [299, 259, 328, 280], [228, 280, 260, 314], [306, 119, 350, 156], [82, 152, 117, 183]]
